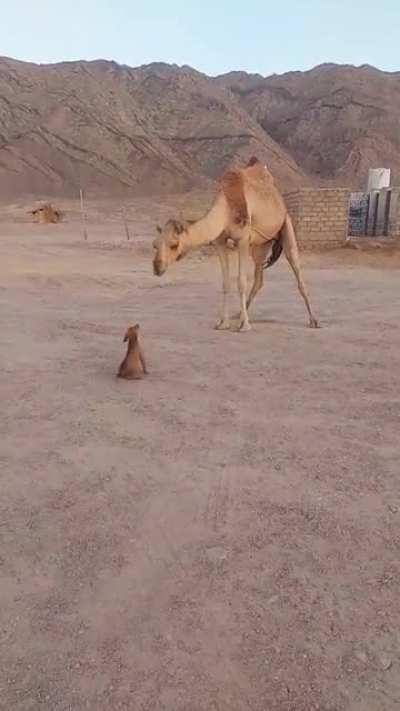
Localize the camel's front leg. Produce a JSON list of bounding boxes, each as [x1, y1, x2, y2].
[[214, 237, 231, 330], [235, 239, 251, 332]]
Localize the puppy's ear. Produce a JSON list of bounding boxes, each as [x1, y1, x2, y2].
[[133, 324, 140, 330], [123, 330, 129, 342]]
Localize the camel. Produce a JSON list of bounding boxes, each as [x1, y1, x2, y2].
[[30, 204, 62, 224], [153, 158, 318, 332], [117, 325, 147, 380]]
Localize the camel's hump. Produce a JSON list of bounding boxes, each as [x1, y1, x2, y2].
[[220, 170, 248, 226], [247, 156, 260, 167]]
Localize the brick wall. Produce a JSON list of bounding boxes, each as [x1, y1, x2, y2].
[[284, 188, 350, 248], [284, 191, 301, 226]]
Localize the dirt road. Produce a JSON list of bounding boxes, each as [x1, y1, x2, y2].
[[1, 220, 399, 710]]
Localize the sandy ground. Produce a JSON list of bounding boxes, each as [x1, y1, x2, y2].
[[1, 213, 400, 711]]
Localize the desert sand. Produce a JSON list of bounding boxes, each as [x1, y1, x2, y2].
[[1, 201, 400, 710]]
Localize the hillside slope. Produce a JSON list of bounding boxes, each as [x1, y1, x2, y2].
[[216, 63, 400, 187], [0, 57, 306, 198]]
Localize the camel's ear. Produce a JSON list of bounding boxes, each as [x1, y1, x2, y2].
[[175, 220, 185, 235], [156, 225, 162, 234], [169, 220, 183, 249], [247, 156, 260, 167]]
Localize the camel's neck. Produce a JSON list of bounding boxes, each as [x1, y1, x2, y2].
[[181, 194, 228, 252]]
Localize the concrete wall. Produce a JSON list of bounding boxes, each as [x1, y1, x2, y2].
[[349, 187, 400, 238], [388, 188, 400, 238], [284, 188, 350, 248]]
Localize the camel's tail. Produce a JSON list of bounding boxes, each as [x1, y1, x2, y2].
[[264, 235, 283, 269]]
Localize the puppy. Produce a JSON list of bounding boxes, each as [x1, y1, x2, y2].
[[117, 325, 147, 380]]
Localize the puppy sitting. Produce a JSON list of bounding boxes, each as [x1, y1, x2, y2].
[[117, 325, 147, 380]]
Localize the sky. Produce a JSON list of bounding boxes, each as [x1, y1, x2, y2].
[[1, 0, 399, 76]]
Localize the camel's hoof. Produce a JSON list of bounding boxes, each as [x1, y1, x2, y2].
[[215, 320, 231, 331], [309, 318, 320, 329], [239, 323, 252, 332], [232, 321, 251, 333]]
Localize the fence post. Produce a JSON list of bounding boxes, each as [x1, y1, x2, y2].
[[80, 188, 88, 241]]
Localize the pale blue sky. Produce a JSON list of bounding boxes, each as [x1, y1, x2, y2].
[[1, 0, 399, 76]]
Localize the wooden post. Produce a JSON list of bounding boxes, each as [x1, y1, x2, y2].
[[80, 188, 88, 241], [122, 209, 131, 241]]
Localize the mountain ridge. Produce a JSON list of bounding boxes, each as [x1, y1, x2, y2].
[[1, 56, 399, 198]]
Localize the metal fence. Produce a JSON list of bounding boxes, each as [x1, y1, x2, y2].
[[349, 188, 396, 238]]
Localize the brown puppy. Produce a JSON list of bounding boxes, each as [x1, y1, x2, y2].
[[117, 325, 147, 380]]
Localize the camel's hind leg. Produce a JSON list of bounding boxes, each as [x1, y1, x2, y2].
[[236, 239, 251, 331], [246, 243, 269, 311], [214, 234, 232, 330], [246, 263, 263, 310], [281, 216, 319, 328], [232, 243, 268, 321]]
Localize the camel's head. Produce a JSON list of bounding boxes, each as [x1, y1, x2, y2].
[[152, 219, 188, 276]]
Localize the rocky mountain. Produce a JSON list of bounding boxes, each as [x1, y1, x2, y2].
[[1, 57, 399, 199], [0, 57, 306, 199], [216, 63, 400, 187]]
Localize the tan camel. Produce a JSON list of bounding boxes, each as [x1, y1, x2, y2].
[[30, 203, 62, 224], [153, 158, 318, 331], [117, 325, 147, 379]]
